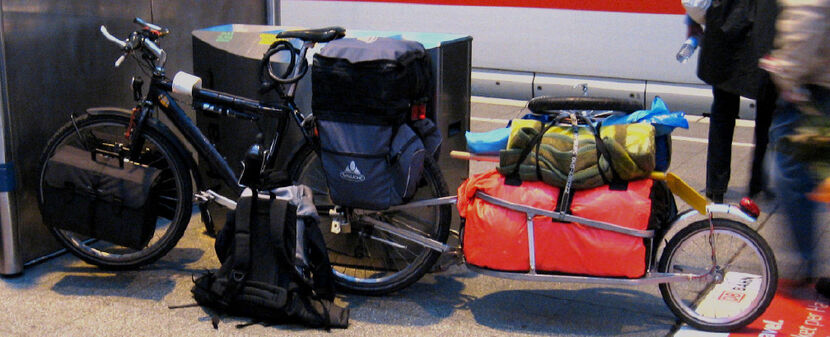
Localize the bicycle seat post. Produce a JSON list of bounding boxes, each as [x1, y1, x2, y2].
[[283, 41, 314, 99]]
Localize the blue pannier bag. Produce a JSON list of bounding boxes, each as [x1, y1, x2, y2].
[[312, 37, 434, 210]]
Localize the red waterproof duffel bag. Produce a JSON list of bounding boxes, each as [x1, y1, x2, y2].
[[457, 169, 673, 278]]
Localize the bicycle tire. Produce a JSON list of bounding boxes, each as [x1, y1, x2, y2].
[[288, 145, 451, 295], [658, 219, 777, 332], [37, 113, 193, 269], [527, 96, 643, 114]]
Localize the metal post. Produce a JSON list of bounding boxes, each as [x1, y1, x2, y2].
[[0, 10, 22, 276], [527, 214, 537, 274], [266, 0, 279, 25]]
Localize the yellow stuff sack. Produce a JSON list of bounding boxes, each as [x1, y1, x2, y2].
[[498, 119, 655, 189]]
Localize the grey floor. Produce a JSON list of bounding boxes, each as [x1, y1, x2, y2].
[[1, 98, 828, 336]]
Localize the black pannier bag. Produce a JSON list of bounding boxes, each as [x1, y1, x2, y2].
[[41, 145, 159, 250], [194, 186, 349, 329], [312, 37, 433, 210], [312, 37, 431, 125]]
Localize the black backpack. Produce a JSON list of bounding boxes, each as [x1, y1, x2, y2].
[[191, 186, 349, 329]]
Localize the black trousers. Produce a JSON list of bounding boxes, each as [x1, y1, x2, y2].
[[706, 82, 777, 197]]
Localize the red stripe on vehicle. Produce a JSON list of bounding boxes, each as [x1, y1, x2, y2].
[[319, 0, 685, 14]]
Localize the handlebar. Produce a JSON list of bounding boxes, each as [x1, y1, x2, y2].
[[99, 17, 168, 74]]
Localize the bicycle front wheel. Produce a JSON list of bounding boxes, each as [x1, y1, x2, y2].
[[37, 113, 193, 269], [658, 219, 777, 332], [289, 146, 451, 295]]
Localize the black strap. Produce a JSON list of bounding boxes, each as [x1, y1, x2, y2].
[[584, 119, 628, 191], [222, 191, 255, 305], [269, 194, 290, 267]]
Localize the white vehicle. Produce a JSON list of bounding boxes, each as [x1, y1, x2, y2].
[[281, 0, 757, 117]]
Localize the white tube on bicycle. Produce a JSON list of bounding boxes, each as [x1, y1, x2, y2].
[[172, 71, 202, 97]]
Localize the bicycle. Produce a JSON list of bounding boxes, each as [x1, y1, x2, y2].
[[37, 18, 777, 332], [36, 19, 452, 294]]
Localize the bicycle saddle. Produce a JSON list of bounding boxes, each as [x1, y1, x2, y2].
[[528, 96, 643, 115], [276, 26, 346, 43]]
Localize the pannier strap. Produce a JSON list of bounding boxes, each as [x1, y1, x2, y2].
[[474, 191, 654, 238], [224, 194, 254, 304], [582, 117, 628, 191]]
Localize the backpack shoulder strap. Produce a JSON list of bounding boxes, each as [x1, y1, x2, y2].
[[221, 189, 255, 304]]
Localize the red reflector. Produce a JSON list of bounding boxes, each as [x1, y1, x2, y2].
[[739, 197, 761, 218], [411, 104, 426, 121]]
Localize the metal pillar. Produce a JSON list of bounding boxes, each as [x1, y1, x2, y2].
[[0, 11, 22, 276]]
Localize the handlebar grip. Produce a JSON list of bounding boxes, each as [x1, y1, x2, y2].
[[134, 17, 162, 31], [114, 54, 126, 67], [100, 26, 127, 48]]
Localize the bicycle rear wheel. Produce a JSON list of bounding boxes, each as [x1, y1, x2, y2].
[[658, 219, 777, 332], [37, 113, 193, 269], [289, 146, 451, 295]]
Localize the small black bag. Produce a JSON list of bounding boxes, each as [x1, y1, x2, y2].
[[193, 186, 349, 329], [41, 145, 159, 250], [312, 37, 431, 125]]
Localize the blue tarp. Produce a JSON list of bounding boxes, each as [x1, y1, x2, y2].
[[602, 97, 689, 136]]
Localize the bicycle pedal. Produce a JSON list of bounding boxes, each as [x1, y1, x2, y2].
[[193, 191, 212, 204]]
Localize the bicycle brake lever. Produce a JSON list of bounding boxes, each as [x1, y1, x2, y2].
[[100, 25, 127, 48]]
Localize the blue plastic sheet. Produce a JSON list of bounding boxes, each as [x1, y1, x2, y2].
[[602, 96, 689, 136], [466, 127, 511, 155]]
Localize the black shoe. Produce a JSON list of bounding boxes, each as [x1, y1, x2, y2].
[[817, 278, 830, 299], [706, 192, 724, 203]]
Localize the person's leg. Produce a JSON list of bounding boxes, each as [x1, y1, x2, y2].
[[770, 99, 819, 279], [749, 78, 778, 197], [706, 87, 740, 202]]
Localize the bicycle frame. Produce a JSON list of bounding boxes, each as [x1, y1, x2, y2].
[[136, 74, 305, 198]]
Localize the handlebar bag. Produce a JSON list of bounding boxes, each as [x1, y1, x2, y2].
[[40, 145, 160, 250], [312, 37, 431, 125], [457, 169, 675, 278]]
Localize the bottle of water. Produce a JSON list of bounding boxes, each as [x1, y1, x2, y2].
[[676, 36, 699, 63]]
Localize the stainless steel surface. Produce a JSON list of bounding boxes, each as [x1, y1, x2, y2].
[[266, 0, 279, 26], [360, 216, 451, 253], [2, 0, 154, 266], [475, 191, 656, 238], [429, 37, 472, 247], [466, 264, 704, 286], [0, 9, 21, 276], [0, 0, 265, 269]]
